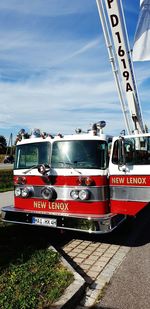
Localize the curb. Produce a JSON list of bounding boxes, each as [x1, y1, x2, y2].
[[49, 246, 86, 309]]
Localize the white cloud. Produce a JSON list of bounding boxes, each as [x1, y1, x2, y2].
[[0, 0, 93, 16], [0, 66, 122, 135]]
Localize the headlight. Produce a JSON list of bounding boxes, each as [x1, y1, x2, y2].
[[15, 187, 21, 197], [21, 187, 31, 198], [41, 187, 55, 200], [70, 190, 79, 200], [78, 189, 90, 201]]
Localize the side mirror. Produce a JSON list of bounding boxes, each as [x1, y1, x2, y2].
[[38, 164, 51, 175]]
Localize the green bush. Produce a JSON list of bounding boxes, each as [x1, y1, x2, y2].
[[0, 169, 13, 192]]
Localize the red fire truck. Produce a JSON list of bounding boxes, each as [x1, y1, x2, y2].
[[2, 124, 150, 233], [2, 124, 127, 234], [2, 0, 150, 233]]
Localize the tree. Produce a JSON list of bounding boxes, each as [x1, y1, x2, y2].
[[0, 135, 7, 148]]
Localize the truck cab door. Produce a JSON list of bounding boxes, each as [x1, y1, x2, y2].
[[109, 136, 150, 215]]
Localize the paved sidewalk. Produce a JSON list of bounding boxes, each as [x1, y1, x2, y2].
[[63, 239, 130, 307]]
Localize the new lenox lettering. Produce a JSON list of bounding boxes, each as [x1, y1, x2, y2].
[[111, 177, 124, 184], [127, 177, 146, 185], [34, 201, 47, 209], [111, 177, 147, 185], [49, 202, 69, 211]]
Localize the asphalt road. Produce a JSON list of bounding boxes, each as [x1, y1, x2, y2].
[[94, 207, 150, 309]]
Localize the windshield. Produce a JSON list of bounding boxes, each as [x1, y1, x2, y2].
[[14, 142, 51, 169], [112, 136, 150, 165], [51, 140, 108, 169]]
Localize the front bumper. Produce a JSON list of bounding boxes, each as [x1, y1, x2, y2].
[[1, 206, 126, 234]]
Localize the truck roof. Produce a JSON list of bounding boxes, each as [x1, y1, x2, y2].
[[16, 132, 112, 145]]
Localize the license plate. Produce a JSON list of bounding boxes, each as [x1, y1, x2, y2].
[[32, 217, 57, 227]]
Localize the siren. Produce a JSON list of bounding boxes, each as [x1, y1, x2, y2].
[[92, 120, 106, 135], [30, 128, 41, 138]]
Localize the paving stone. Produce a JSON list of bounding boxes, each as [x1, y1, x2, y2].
[[81, 264, 91, 271], [83, 248, 96, 254], [95, 261, 109, 268], [84, 255, 99, 262], [63, 247, 72, 253], [81, 258, 95, 266], [69, 252, 78, 258], [64, 244, 76, 250], [87, 255, 98, 261], [95, 246, 106, 251], [101, 252, 115, 259], [100, 244, 110, 249], [70, 248, 83, 254], [92, 250, 105, 257], [67, 240, 77, 245], [76, 253, 89, 259], [94, 248, 107, 254], [71, 240, 82, 245], [110, 244, 120, 249], [106, 246, 120, 253], [98, 256, 111, 262], [87, 243, 100, 249], [87, 271, 99, 280], [73, 257, 85, 264], [76, 244, 90, 250], [89, 265, 103, 273]]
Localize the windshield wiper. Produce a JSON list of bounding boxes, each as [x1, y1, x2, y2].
[[23, 164, 40, 174], [23, 164, 51, 175]]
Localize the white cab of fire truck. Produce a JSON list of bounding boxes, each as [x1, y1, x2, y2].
[[109, 133, 150, 216], [1, 123, 126, 233]]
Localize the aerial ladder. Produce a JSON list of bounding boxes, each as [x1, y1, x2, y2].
[[96, 0, 145, 134]]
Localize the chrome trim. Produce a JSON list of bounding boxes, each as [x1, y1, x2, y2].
[[15, 185, 109, 201], [110, 186, 150, 202]]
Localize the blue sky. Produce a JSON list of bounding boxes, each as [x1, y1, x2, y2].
[[0, 0, 150, 142]]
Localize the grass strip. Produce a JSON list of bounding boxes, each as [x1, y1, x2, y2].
[[0, 222, 74, 309]]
